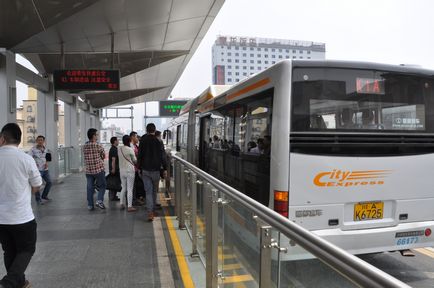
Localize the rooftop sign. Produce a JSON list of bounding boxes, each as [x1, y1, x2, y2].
[[53, 70, 120, 91]]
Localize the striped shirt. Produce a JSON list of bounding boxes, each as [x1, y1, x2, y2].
[[83, 142, 105, 174]]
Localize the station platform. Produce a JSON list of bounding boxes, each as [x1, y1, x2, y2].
[[0, 173, 201, 288]]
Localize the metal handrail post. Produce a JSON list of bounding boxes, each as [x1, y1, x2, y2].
[[190, 172, 199, 257], [174, 161, 181, 222], [178, 164, 186, 229], [259, 226, 272, 287], [206, 187, 219, 288]]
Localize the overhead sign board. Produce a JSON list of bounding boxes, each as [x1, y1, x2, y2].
[[159, 100, 188, 117], [53, 69, 120, 91]]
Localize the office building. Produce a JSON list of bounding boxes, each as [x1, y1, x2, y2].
[[212, 35, 326, 85]]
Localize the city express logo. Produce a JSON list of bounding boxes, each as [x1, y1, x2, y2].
[[313, 170, 391, 187]]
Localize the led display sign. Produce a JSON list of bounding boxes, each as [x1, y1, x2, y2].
[[356, 78, 385, 95], [159, 100, 187, 117], [53, 70, 120, 91]]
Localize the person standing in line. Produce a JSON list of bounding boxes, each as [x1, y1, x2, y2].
[[108, 137, 120, 201], [83, 128, 106, 210], [130, 131, 145, 205], [28, 135, 52, 204], [0, 123, 42, 288], [118, 135, 137, 212], [138, 123, 167, 221]]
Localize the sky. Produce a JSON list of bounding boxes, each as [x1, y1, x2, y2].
[[17, 0, 434, 132]]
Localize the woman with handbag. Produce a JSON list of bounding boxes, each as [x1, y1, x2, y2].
[[118, 135, 137, 212]]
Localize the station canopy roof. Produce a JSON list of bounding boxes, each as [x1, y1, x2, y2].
[[1, 0, 224, 108]]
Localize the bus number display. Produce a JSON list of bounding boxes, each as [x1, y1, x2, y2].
[[356, 78, 385, 95]]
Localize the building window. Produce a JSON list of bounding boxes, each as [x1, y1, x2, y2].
[[250, 53, 254, 57], [308, 57, 311, 59], [307, 51, 311, 54], [257, 48, 261, 51], [264, 48, 268, 51], [235, 47, 239, 50], [228, 72, 232, 75], [250, 60, 254, 63], [228, 78, 232, 82], [26, 106, 32, 112], [258, 67, 262, 70], [221, 59, 224, 62], [279, 49, 282, 52], [265, 61, 269, 64], [243, 53, 247, 57], [257, 54, 261, 57], [250, 66, 254, 69], [300, 56, 303, 59], [228, 52, 232, 56], [292, 50, 296, 53], [228, 46, 232, 50], [250, 47, 254, 50], [242, 47, 246, 50], [236, 78, 239, 81], [285, 49, 289, 53], [27, 127, 32, 133], [235, 72, 239, 76], [285, 56, 289, 59], [271, 48, 275, 52], [272, 55, 275, 58], [278, 55, 282, 59], [243, 60, 247, 63], [272, 61, 276, 64], [243, 72, 247, 76], [299, 50, 303, 53], [235, 59, 239, 63], [228, 65, 232, 69], [264, 54, 268, 58], [292, 56, 296, 59], [250, 72, 254, 75], [235, 65, 239, 69], [235, 53, 239, 56], [221, 46, 224, 49], [221, 52, 224, 55], [257, 60, 261, 64], [228, 59, 232, 63], [243, 66, 247, 69]]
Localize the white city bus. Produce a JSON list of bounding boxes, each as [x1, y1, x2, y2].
[[168, 60, 434, 258]]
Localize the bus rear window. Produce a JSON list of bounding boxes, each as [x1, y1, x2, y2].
[[291, 68, 434, 133]]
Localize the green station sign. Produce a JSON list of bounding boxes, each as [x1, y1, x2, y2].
[[159, 100, 187, 117]]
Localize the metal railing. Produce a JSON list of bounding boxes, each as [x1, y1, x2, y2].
[[170, 154, 410, 288]]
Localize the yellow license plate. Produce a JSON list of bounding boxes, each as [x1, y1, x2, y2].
[[354, 201, 384, 221]]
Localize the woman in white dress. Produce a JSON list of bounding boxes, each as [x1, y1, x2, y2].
[[118, 135, 137, 212]]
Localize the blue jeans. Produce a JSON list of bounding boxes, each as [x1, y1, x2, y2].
[[86, 171, 106, 207], [35, 170, 52, 201], [141, 170, 160, 213]]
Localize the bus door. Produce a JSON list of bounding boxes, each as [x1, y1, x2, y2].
[[199, 116, 211, 172]]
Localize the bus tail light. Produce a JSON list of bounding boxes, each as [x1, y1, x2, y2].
[[425, 228, 432, 237], [274, 190, 289, 217]]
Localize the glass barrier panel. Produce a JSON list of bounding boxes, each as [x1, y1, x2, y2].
[[195, 176, 207, 264], [184, 169, 193, 238], [274, 232, 358, 288], [220, 194, 260, 287], [58, 148, 65, 176]]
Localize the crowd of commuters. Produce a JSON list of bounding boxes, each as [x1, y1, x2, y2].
[[83, 123, 167, 221]]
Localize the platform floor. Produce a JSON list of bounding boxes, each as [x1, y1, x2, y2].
[[0, 173, 180, 288]]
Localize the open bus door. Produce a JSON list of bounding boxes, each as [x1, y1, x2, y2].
[[199, 116, 211, 171]]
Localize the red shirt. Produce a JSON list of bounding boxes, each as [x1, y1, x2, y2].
[[83, 142, 105, 174]]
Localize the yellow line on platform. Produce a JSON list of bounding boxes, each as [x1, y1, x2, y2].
[[223, 274, 254, 284], [415, 248, 434, 259], [164, 211, 195, 288], [222, 263, 243, 271]]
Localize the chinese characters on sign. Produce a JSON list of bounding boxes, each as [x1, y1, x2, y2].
[[159, 100, 188, 117], [53, 70, 120, 91], [356, 78, 385, 95]]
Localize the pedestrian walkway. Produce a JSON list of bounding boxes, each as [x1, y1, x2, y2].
[[0, 173, 177, 288]]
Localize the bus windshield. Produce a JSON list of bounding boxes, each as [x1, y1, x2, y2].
[[291, 67, 434, 133]]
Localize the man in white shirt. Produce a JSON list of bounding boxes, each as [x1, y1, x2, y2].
[[0, 123, 42, 288]]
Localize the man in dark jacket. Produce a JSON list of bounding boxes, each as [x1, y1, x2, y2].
[[108, 137, 120, 201], [137, 123, 167, 221]]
